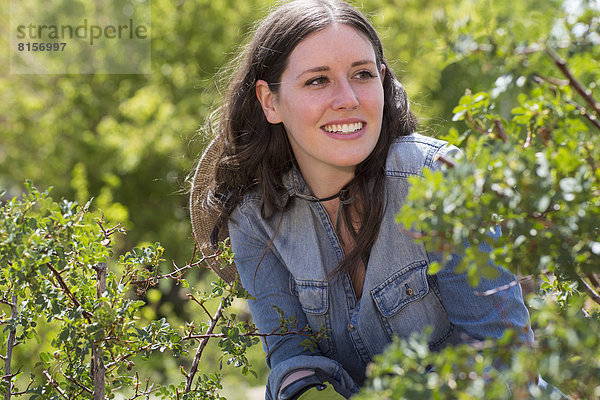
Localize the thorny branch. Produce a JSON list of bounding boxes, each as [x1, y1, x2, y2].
[[546, 48, 600, 117], [493, 119, 509, 143], [184, 328, 316, 341], [184, 296, 226, 393], [534, 73, 600, 132], [4, 293, 17, 400], [59, 366, 93, 395], [578, 274, 600, 306], [187, 293, 214, 319], [127, 373, 159, 400], [46, 262, 93, 321], [96, 214, 124, 247], [104, 344, 158, 376], [127, 254, 218, 286], [588, 273, 600, 290], [42, 370, 69, 400], [475, 279, 520, 296], [565, 99, 600, 131], [10, 378, 33, 396]]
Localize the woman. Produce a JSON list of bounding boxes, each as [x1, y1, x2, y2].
[[190, 0, 533, 398]]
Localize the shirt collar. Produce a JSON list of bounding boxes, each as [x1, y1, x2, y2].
[[282, 167, 322, 202]]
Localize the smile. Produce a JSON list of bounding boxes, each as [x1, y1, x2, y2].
[[322, 122, 364, 134]]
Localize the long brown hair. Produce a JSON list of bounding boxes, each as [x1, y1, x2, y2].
[[204, 0, 417, 277]]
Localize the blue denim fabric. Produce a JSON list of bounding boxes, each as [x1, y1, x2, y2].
[[228, 133, 533, 400]]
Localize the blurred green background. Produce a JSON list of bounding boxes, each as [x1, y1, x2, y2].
[[0, 0, 582, 398]]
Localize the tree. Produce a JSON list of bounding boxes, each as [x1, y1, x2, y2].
[[0, 183, 253, 399]]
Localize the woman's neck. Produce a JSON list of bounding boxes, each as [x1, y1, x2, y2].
[[300, 164, 355, 200]]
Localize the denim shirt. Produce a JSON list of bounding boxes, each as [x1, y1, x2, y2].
[[228, 133, 533, 399]]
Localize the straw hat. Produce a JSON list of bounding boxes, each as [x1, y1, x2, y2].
[[189, 135, 238, 284]]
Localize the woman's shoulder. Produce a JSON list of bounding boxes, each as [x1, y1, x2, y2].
[[231, 187, 264, 220], [386, 133, 460, 175]]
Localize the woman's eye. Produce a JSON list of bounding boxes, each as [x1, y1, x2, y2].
[[355, 70, 376, 80], [305, 76, 328, 86]]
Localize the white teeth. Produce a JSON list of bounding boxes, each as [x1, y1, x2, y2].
[[324, 122, 363, 134]]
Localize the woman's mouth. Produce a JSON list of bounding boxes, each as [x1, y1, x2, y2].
[[322, 121, 364, 134]]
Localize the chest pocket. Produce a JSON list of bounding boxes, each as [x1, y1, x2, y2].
[[370, 260, 429, 318], [291, 278, 335, 357], [293, 279, 328, 314], [369, 260, 452, 346]]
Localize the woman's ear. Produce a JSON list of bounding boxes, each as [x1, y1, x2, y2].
[[380, 64, 386, 82], [256, 80, 282, 124]]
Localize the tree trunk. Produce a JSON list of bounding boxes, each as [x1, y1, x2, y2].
[[92, 263, 107, 400], [4, 293, 17, 400]]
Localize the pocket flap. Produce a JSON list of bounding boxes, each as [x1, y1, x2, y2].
[[371, 260, 429, 318], [294, 279, 329, 315]]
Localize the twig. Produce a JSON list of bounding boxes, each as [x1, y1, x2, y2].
[[187, 294, 214, 319], [42, 370, 69, 400], [184, 296, 226, 392], [474, 279, 519, 296], [183, 329, 315, 341], [183, 316, 314, 342], [565, 99, 600, 131], [588, 273, 600, 290], [10, 377, 33, 395], [577, 274, 600, 306], [128, 254, 219, 286], [127, 373, 158, 400], [533, 73, 569, 87], [493, 119, 508, 143], [524, 122, 534, 148], [4, 292, 17, 400], [46, 262, 93, 321], [59, 367, 93, 395], [92, 263, 107, 400], [104, 347, 149, 375], [546, 47, 600, 117], [465, 114, 490, 135], [436, 154, 456, 168]]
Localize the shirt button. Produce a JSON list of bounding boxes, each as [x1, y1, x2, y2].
[[405, 287, 414, 296], [347, 324, 355, 332]]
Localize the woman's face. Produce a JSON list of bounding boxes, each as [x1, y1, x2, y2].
[[256, 24, 385, 188]]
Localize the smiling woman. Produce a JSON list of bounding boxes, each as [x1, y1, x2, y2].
[[255, 24, 385, 203], [189, 1, 534, 399]]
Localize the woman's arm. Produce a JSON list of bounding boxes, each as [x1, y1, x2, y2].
[[228, 200, 358, 399], [428, 248, 534, 343], [427, 145, 534, 343]]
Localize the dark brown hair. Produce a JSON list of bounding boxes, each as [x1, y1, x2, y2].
[[205, 0, 417, 277]]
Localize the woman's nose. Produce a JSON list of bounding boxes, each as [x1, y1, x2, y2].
[[332, 80, 359, 110]]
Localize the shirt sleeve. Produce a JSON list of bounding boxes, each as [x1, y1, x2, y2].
[[427, 249, 534, 343], [228, 200, 360, 400], [427, 143, 534, 344]]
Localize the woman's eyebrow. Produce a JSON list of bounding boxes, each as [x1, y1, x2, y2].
[[295, 59, 376, 80], [296, 66, 329, 80], [351, 59, 376, 68]]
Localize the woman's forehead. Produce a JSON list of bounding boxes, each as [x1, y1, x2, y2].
[[284, 24, 377, 75]]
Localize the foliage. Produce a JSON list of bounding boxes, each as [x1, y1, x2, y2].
[[358, 296, 599, 400], [0, 185, 275, 399], [381, 0, 600, 398], [395, 0, 600, 307], [0, 0, 273, 262]]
